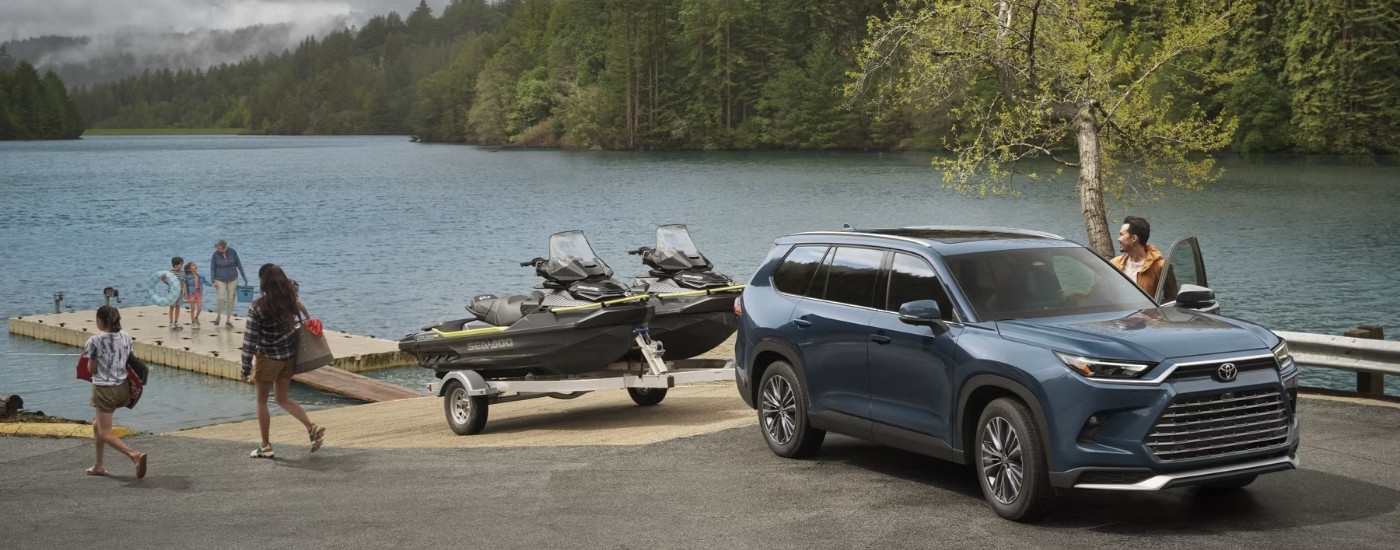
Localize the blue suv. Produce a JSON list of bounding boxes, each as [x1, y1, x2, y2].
[[734, 226, 1300, 521]]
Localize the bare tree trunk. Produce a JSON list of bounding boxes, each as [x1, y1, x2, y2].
[[1074, 100, 1113, 258]]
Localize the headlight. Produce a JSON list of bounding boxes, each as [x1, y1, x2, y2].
[[1055, 351, 1154, 380], [1273, 341, 1296, 370]]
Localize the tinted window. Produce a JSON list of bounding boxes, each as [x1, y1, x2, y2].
[[945, 246, 1155, 320], [886, 253, 954, 320], [772, 246, 829, 297], [822, 247, 885, 308], [1159, 238, 1203, 301]]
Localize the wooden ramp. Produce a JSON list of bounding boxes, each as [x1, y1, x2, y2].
[[293, 366, 424, 402], [8, 305, 423, 403]]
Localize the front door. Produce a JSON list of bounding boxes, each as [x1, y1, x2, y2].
[[1156, 235, 1219, 312], [867, 252, 959, 440]]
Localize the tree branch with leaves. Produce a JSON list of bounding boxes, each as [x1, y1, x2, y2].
[[849, 0, 1246, 257]]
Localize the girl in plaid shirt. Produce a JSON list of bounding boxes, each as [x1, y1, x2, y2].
[[241, 264, 324, 458]]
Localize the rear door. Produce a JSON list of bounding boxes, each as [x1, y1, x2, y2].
[[789, 246, 885, 421], [1155, 235, 1220, 312]]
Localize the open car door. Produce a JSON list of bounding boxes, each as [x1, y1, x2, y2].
[[1155, 235, 1221, 313]]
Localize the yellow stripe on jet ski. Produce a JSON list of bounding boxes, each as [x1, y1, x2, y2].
[[432, 326, 509, 338], [551, 293, 651, 314], [655, 284, 747, 299]]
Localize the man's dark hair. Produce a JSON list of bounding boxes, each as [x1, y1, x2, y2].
[[1123, 216, 1150, 245], [171, 256, 183, 267]]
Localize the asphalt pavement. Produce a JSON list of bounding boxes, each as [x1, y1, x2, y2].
[[2, 397, 1399, 549]]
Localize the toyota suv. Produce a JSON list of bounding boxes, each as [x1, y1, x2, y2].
[[734, 226, 1299, 521]]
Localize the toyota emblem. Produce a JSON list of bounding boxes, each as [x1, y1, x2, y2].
[[1215, 362, 1239, 382]]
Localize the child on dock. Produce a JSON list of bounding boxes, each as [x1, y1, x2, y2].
[[183, 262, 212, 329], [165, 257, 185, 330], [82, 306, 147, 478]]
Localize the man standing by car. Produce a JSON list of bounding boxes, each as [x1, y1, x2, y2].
[[1109, 216, 1165, 296]]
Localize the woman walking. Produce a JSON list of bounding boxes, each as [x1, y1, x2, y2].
[[210, 239, 248, 327], [241, 264, 324, 458], [83, 306, 147, 478]]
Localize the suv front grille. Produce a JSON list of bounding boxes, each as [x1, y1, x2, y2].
[[1168, 356, 1278, 380], [1145, 388, 1290, 462]]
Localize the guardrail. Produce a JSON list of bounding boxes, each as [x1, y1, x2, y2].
[[1276, 329, 1400, 395]]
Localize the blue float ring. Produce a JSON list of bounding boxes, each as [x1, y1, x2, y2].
[[147, 271, 183, 306]]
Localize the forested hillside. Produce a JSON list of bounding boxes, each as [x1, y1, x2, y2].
[[0, 59, 84, 140], [67, 0, 1400, 154]]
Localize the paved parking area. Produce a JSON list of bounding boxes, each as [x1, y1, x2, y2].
[[2, 397, 1398, 549]]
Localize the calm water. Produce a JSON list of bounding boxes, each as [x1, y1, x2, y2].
[[2, 135, 1397, 432]]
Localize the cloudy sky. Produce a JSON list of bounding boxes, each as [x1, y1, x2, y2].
[[0, 0, 450, 40]]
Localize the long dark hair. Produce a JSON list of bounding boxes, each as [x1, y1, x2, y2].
[[252, 264, 298, 324], [96, 305, 122, 331]]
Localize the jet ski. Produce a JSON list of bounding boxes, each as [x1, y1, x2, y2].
[[400, 230, 652, 378], [626, 224, 744, 361]]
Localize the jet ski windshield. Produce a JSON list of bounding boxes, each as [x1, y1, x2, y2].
[[543, 230, 613, 282], [650, 224, 712, 271]]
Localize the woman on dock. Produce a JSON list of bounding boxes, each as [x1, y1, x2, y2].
[[83, 305, 147, 478], [241, 263, 324, 458]]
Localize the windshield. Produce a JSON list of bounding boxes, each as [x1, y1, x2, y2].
[[549, 231, 601, 266], [943, 246, 1156, 321], [655, 224, 700, 256]]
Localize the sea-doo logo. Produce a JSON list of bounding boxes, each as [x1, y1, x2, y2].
[[1215, 362, 1239, 382], [680, 274, 703, 279], [576, 285, 600, 291], [466, 338, 514, 352]]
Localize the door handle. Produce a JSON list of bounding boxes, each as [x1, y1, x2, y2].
[[869, 334, 892, 344], [792, 318, 812, 328]]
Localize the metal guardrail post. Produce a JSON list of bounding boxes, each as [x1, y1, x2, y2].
[[1344, 325, 1385, 395]]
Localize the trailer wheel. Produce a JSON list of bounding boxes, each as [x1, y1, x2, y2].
[[627, 387, 667, 406], [443, 380, 489, 435]]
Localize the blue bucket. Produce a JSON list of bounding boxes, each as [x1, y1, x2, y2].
[[235, 285, 257, 303]]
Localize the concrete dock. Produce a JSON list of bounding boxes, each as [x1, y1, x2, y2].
[[8, 305, 422, 402]]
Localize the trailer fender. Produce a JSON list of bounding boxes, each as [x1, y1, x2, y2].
[[437, 370, 497, 397]]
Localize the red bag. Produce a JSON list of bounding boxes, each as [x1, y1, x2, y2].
[[76, 356, 92, 381], [125, 365, 145, 409]]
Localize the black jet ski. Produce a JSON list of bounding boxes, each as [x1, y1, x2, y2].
[[400, 231, 652, 378], [626, 224, 744, 361]]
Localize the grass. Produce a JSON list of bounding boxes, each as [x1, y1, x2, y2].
[[0, 412, 87, 424], [83, 128, 246, 136]]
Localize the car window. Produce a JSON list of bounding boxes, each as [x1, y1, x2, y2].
[[822, 247, 885, 308], [885, 253, 954, 320], [772, 245, 829, 297], [945, 247, 1155, 320]]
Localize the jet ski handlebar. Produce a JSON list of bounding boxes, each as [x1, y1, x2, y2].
[[628, 247, 653, 256], [520, 257, 546, 267]]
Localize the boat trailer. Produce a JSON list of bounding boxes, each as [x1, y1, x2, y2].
[[429, 328, 734, 435]]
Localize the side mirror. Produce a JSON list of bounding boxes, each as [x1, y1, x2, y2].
[[898, 300, 949, 335], [1175, 284, 1216, 305]]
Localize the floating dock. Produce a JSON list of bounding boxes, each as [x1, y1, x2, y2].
[[8, 305, 423, 403]]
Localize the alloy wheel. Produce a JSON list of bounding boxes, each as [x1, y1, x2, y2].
[[980, 416, 1024, 505], [760, 375, 797, 446]]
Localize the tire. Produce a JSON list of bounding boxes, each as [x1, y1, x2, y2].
[[442, 380, 489, 435], [974, 398, 1052, 522], [627, 387, 667, 406], [757, 361, 825, 458], [1201, 475, 1257, 491]]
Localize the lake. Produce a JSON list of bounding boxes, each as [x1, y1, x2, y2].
[[2, 135, 1397, 432]]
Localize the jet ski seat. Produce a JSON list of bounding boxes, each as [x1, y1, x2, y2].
[[468, 294, 533, 327]]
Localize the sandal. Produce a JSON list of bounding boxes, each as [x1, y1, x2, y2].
[[85, 467, 109, 476], [134, 453, 148, 479], [250, 446, 275, 459], [309, 425, 325, 453]]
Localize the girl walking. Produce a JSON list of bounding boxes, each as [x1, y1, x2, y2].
[[83, 306, 148, 478], [184, 262, 213, 328], [241, 264, 324, 458]]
